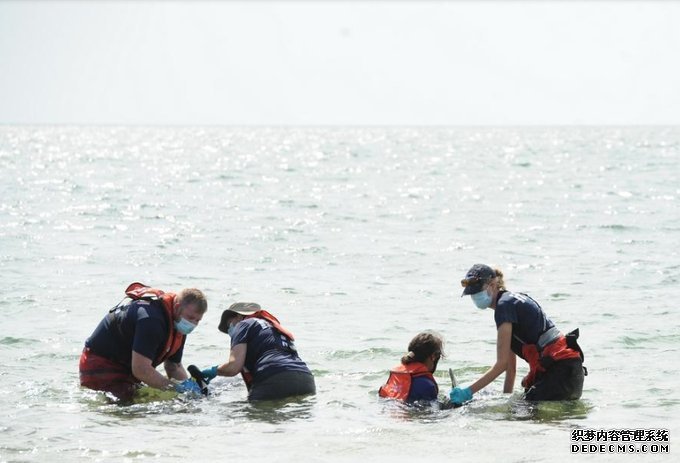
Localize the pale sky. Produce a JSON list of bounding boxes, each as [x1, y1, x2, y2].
[[1, 0, 679, 125]]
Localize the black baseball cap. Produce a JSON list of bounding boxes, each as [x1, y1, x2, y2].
[[460, 264, 495, 296]]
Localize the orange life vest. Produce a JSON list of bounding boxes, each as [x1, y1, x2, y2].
[[519, 332, 582, 388], [378, 362, 438, 400], [123, 282, 185, 366], [244, 310, 295, 340], [238, 310, 296, 389]]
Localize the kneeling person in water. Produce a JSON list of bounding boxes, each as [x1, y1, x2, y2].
[[201, 303, 316, 401], [379, 331, 444, 403], [79, 282, 206, 401], [450, 264, 586, 405]]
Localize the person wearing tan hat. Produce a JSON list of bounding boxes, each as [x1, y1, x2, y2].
[[199, 302, 315, 401], [450, 264, 586, 405]]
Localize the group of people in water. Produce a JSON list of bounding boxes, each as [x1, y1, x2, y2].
[[79, 264, 586, 406], [79, 282, 315, 402]]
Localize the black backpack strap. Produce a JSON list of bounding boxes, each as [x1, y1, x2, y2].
[[565, 328, 585, 362]]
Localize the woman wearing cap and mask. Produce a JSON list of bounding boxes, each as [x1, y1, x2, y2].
[[379, 331, 444, 404], [199, 302, 315, 401], [450, 264, 586, 405]]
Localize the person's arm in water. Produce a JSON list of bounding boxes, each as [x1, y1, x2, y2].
[[503, 350, 517, 393], [164, 360, 189, 382], [215, 343, 247, 376], [131, 351, 176, 389], [470, 322, 513, 393]]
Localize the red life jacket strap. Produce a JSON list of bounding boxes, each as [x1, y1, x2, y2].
[[245, 310, 295, 341], [122, 282, 184, 365], [156, 293, 184, 365], [540, 336, 581, 365], [522, 335, 582, 388], [241, 370, 254, 390], [125, 282, 165, 299]]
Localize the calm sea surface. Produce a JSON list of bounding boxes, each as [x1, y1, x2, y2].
[[1, 126, 678, 462]]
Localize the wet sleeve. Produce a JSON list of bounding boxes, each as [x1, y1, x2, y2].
[[230, 319, 257, 347], [495, 296, 519, 328]]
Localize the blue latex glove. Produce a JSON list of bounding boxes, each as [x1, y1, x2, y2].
[[174, 378, 202, 395], [449, 386, 474, 405], [201, 366, 218, 383]]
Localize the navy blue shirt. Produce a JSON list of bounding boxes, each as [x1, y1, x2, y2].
[[407, 375, 438, 402], [230, 318, 312, 383], [494, 291, 554, 357], [85, 299, 185, 368]]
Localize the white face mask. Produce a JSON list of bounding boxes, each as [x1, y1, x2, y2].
[[174, 317, 197, 334], [227, 323, 237, 337], [471, 289, 493, 310]]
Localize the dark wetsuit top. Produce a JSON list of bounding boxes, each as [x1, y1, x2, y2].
[[494, 291, 554, 358], [230, 318, 311, 383], [85, 299, 184, 369]]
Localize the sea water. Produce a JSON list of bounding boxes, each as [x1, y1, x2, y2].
[[0, 126, 678, 462]]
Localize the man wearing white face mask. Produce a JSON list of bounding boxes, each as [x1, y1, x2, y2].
[[199, 302, 316, 401], [79, 282, 207, 401], [450, 264, 586, 405]]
